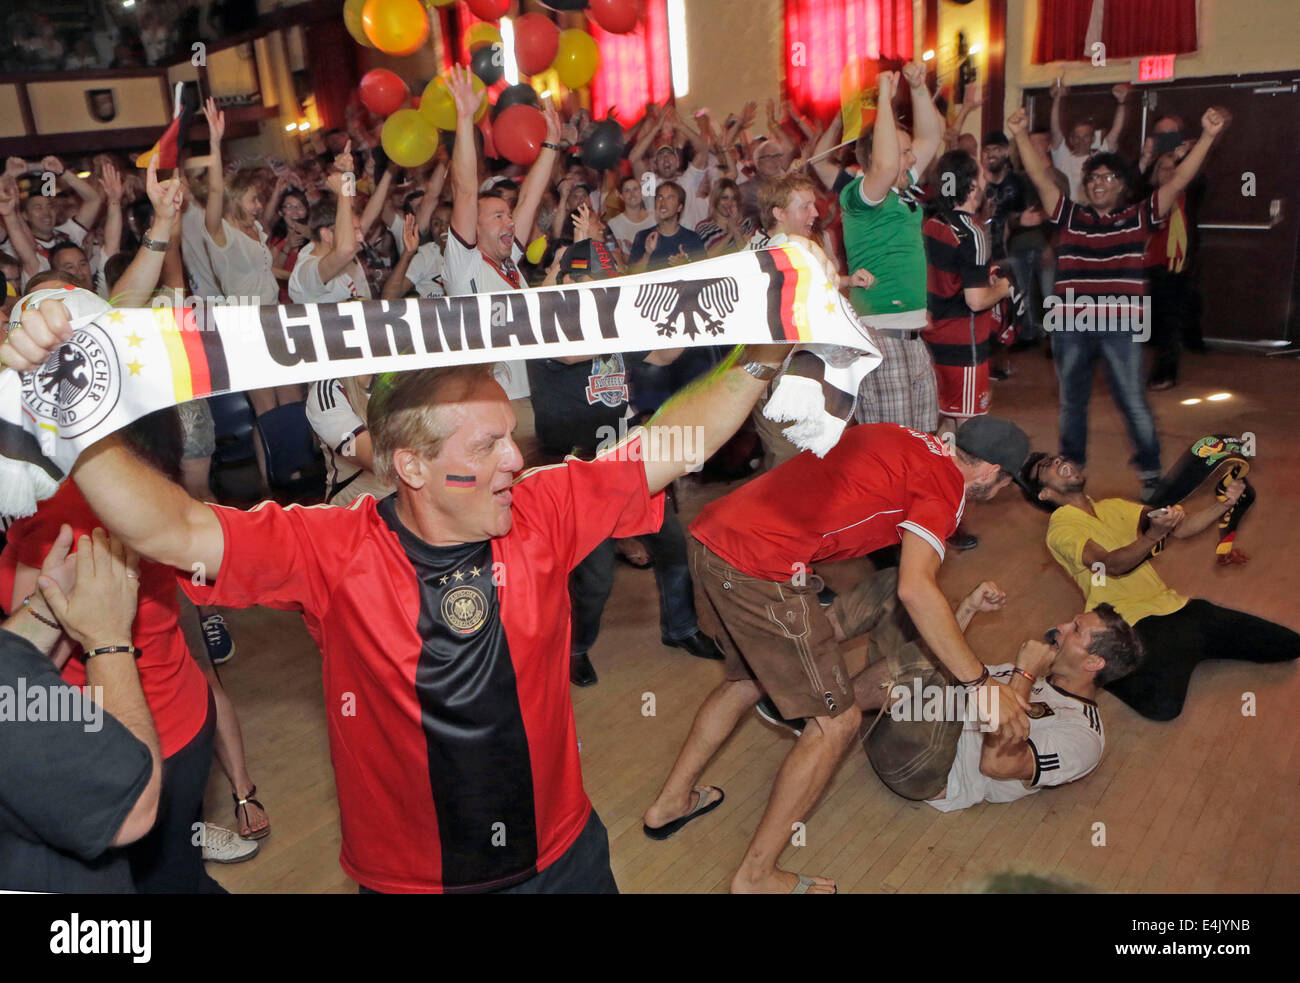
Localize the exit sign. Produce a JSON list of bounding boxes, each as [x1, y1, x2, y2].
[[1138, 55, 1176, 82]]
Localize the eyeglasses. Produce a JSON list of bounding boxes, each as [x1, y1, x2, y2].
[[1086, 172, 1119, 185]]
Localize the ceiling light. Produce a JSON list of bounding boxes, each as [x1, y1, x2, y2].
[[922, 50, 935, 61], [1206, 392, 1231, 401], [1180, 398, 1201, 405]]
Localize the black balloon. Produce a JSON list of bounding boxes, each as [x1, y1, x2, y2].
[[539, 0, 589, 10], [580, 118, 627, 171], [491, 82, 541, 121], [471, 44, 504, 86]]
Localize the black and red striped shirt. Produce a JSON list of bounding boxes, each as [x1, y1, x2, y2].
[[923, 211, 994, 356], [1050, 191, 1165, 307], [182, 434, 664, 892]]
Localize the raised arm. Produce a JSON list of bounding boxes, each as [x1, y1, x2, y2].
[[448, 67, 484, 246], [513, 103, 563, 245], [1157, 106, 1229, 218], [42, 155, 103, 230], [641, 343, 789, 494], [414, 159, 448, 236], [669, 106, 710, 164], [316, 146, 360, 284], [382, 214, 420, 299], [1103, 83, 1132, 149], [859, 71, 901, 204], [359, 162, 395, 236], [630, 104, 667, 175], [903, 61, 942, 177], [1008, 107, 1061, 218], [0, 177, 41, 277], [109, 158, 185, 307], [1049, 79, 1066, 150], [202, 98, 227, 244], [100, 164, 124, 261], [809, 111, 844, 191]]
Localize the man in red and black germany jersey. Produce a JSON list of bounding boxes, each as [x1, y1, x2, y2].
[[923, 151, 1012, 427], [643, 420, 1034, 894], [1008, 104, 1229, 496], [11, 301, 793, 891]]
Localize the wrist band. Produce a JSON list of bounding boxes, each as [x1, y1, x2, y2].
[[542, 141, 563, 151], [1012, 666, 1037, 684], [22, 596, 61, 631], [956, 665, 990, 688], [85, 645, 141, 659]]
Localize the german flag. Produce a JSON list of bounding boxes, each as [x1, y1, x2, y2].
[[152, 305, 230, 402], [137, 83, 199, 170], [757, 245, 817, 343]]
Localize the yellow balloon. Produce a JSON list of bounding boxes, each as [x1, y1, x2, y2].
[[554, 29, 599, 90], [343, 0, 375, 48], [465, 22, 502, 52], [362, 0, 429, 57], [419, 75, 486, 131], [525, 235, 547, 265], [382, 109, 439, 168]]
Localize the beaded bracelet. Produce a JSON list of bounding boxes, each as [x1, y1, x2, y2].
[[22, 596, 61, 631], [85, 645, 142, 660]]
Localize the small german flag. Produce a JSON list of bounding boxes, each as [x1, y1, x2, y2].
[[444, 474, 477, 493], [137, 82, 198, 170]]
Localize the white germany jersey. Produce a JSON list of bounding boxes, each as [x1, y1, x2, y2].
[[305, 379, 392, 506], [928, 663, 1105, 812]]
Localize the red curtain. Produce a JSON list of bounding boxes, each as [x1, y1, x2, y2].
[[784, 0, 914, 121], [1102, 0, 1198, 58], [590, 0, 672, 126], [305, 20, 360, 130], [1033, 0, 1096, 63], [1034, 0, 1198, 63]]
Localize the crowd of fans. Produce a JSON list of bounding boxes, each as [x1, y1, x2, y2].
[[0, 0, 239, 72], [1, 55, 1296, 896]]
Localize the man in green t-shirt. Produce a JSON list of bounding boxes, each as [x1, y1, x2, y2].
[[839, 63, 943, 436]]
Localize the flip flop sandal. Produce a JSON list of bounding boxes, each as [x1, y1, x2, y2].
[[790, 873, 836, 894], [234, 785, 270, 840], [643, 786, 724, 841]]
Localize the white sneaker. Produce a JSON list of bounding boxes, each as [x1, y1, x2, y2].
[[201, 823, 260, 864]]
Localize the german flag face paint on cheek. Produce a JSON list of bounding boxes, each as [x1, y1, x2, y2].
[[445, 474, 477, 493]]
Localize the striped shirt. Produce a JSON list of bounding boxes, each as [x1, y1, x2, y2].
[[1050, 191, 1164, 309]]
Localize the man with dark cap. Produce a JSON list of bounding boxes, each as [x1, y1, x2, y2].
[[641, 417, 1032, 894], [529, 239, 724, 687]]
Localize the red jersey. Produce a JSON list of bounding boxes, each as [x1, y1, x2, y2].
[[0, 481, 210, 757], [691, 424, 966, 579], [181, 435, 663, 893]]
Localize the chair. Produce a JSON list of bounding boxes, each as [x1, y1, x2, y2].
[[254, 401, 325, 498]]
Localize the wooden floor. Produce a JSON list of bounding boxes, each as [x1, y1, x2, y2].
[[196, 346, 1300, 893]]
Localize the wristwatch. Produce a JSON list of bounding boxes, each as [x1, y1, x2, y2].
[[141, 235, 170, 252], [736, 346, 780, 381]]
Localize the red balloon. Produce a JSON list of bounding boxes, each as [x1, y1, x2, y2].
[[514, 12, 559, 76], [359, 69, 409, 117], [466, 0, 509, 19], [589, 0, 638, 34], [494, 104, 548, 165]]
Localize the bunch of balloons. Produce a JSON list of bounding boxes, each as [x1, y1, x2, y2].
[[512, 17, 602, 89], [342, 0, 638, 168]]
